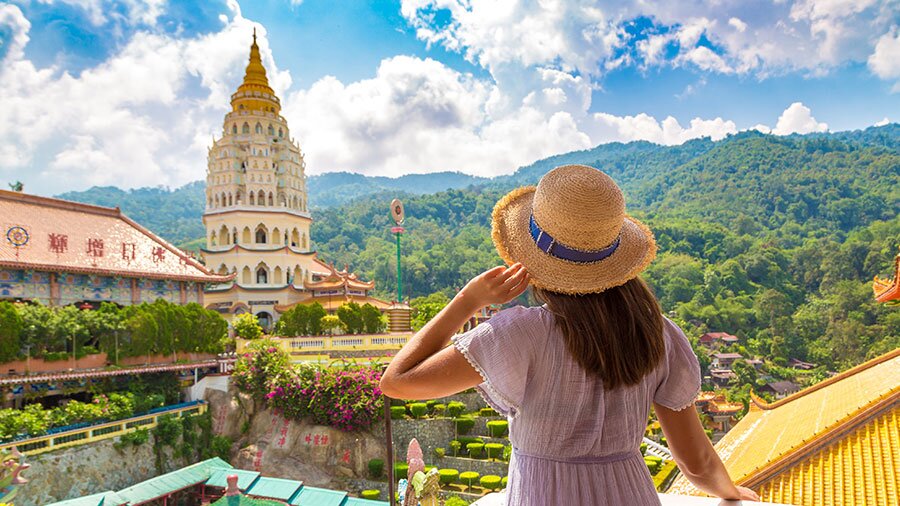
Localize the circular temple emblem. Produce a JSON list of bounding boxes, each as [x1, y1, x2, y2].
[[5, 226, 29, 247], [390, 199, 405, 225]]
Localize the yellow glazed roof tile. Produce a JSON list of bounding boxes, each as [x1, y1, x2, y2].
[[670, 348, 900, 503]]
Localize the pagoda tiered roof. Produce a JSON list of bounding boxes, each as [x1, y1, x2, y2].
[[306, 261, 375, 291], [670, 348, 900, 505], [0, 190, 232, 283], [872, 249, 900, 303]]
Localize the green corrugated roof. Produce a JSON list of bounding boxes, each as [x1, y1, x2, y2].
[[288, 486, 347, 506], [206, 467, 261, 490], [211, 494, 284, 506], [46, 490, 128, 506], [116, 457, 232, 504], [245, 476, 303, 501], [343, 497, 390, 506]]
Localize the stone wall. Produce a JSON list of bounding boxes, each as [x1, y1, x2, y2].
[[15, 437, 166, 506]]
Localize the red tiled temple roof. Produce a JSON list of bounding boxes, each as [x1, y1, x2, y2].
[[873, 249, 900, 303], [0, 190, 233, 283]]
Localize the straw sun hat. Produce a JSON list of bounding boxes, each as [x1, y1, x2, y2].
[[491, 164, 656, 294]]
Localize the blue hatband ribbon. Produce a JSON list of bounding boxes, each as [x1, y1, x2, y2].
[[529, 214, 620, 264]]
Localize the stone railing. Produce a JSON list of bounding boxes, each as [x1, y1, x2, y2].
[[237, 334, 411, 354]]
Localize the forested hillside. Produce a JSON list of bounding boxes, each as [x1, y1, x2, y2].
[[52, 126, 900, 370], [312, 126, 900, 372]]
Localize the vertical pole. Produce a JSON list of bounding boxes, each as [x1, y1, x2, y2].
[[384, 391, 395, 505], [395, 231, 402, 303]]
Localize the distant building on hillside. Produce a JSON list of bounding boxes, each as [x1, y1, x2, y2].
[[0, 189, 230, 307], [709, 352, 743, 370], [669, 348, 900, 506], [788, 358, 817, 370], [698, 332, 739, 348], [200, 31, 388, 329], [758, 380, 801, 400], [695, 392, 744, 440]]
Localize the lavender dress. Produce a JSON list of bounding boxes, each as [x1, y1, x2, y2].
[[452, 305, 701, 506]]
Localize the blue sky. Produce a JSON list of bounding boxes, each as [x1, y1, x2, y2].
[[0, 0, 898, 195]]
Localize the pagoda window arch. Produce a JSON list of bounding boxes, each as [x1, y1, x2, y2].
[[241, 266, 251, 284], [268, 124, 275, 136], [256, 264, 269, 284], [272, 227, 281, 245], [255, 123, 262, 134], [242, 227, 251, 244], [293, 266, 302, 286], [278, 193, 286, 207], [292, 196, 298, 209], [302, 232, 308, 250], [214, 195, 220, 207], [227, 193, 233, 206], [257, 190, 265, 206], [218, 264, 229, 275], [208, 197, 213, 207], [278, 128, 283, 138], [219, 225, 230, 245], [232, 227, 238, 244], [291, 228, 300, 247], [249, 192, 255, 205], [273, 266, 283, 284], [235, 191, 242, 204], [255, 225, 268, 244], [268, 192, 274, 206], [242, 122, 250, 134], [209, 230, 218, 246], [232, 124, 237, 134], [221, 192, 227, 207]]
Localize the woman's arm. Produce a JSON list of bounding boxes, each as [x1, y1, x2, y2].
[[380, 264, 529, 400], [654, 402, 759, 501]]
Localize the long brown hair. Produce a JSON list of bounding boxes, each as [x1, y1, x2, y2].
[[534, 277, 665, 389]]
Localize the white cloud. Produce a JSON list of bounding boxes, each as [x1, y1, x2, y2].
[[868, 30, 900, 92], [589, 112, 737, 145], [0, 2, 291, 193], [38, 0, 168, 27], [728, 17, 747, 33], [874, 117, 890, 127], [772, 102, 828, 135]]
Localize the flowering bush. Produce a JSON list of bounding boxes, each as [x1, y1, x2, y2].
[[233, 340, 384, 432]]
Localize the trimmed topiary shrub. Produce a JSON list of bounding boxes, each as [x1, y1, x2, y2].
[[644, 455, 662, 474], [501, 476, 508, 488], [368, 458, 384, 479], [444, 496, 470, 506], [439, 468, 459, 485], [449, 440, 461, 456], [480, 475, 502, 491], [640, 442, 647, 455], [447, 401, 467, 417], [394, 463, 409, 478], [409, 402, 428, 419], [479, 407, 498, 417], [459, 471, 480, 490], [361, 490, 380, 500], [390, 406, 406, 419], [467, 443, 484, 458], [434, 447, 445, 458], [486, 420, 508, 437], [457, 436, 484, 447], [484, 443, 504, 459], [455, 417, 475, 435], [424, 465, 436, 474], [426, 400, 437, 411], [433, 403, 446, 416]]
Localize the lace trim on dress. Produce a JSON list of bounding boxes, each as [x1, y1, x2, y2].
[[668, 383, 702, 412], [452, 335, 520, 418]]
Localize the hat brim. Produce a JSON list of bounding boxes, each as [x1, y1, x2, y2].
[[491, 186, 657, 294]]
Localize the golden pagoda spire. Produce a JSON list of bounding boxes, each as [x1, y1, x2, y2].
[[230, 27, 280, 114]]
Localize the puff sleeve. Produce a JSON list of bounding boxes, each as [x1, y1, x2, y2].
[[451, 306, 536, 417], [654, 318, 702, 411]]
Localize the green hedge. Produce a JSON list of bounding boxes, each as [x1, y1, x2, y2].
[[433, 403, 446, 416], [390, 406, 406, 419], [455, 417, 475, 435], [480, 475, 502, 491], [439, 468, 459, 485], [644, 455, 663, 474], [501, 476, 508, 488], [444, 497, 470, 506], [449, 440, 461, 456], [409, 403, 428, 419], [484, 443, 504, 459], [640, 442, 647, 455], [361, 490, 380, 500], [368, 458, 384, 479], [486, 420, 508, 437], [653, 460, 679, 491], [393, 463, 409, 478], [447, 401, 467, 417], [434, 447, 445, 458], [457, 436, 484, 447], [480, 407, 499, 417], [459, 471, 480, 489], [467, 443, 484, 458]]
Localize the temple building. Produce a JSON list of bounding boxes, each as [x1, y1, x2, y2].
[[0, 189, 230, 307], [201, 31, 388, 328], [669, 348, 900, 506], [872, 248, 900, 303]]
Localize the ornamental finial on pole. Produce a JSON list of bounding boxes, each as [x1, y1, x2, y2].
[[390, 199, 405, 303]]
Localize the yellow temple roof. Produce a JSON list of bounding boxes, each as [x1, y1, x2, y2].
[[239, 28, 273, 94], [670, 348, 900, 505], [231, 28, 280, 114]]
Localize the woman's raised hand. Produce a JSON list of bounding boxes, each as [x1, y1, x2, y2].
[[460, 263, 530, 309]]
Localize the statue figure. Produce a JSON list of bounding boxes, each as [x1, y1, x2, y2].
[[0, 447, 29, 504], [7, 181, 23, 192], [399, 438, 440, 506]]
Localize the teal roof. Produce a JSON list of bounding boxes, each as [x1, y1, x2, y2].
[[116, 457, 232, 504], [343, 498, 389, 506], [245, 476, 303, 501], [206, 467, 261, 490], [46, 491, 128, 506], [211, 495, 284, 506], [289, 486, 346, 506]]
